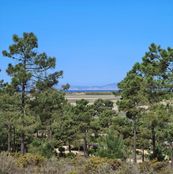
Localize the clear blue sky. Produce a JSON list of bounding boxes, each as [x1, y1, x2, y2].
[[1, 0, 173, 86]]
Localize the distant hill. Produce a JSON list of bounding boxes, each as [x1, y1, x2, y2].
[[69, 83, 118, 91]]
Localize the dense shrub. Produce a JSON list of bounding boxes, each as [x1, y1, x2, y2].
[[115, 163, 140, 174], [28, 139, 55, 158], [66, 152, 76, 159], [16, 153, 45, 168], [84, 156, 121, 174], [0, 152, 172, 174], [0, 152, 19, 174], [139, 161, 153, 173], [149, 147, 165, 161], [150, 161, 169, 172], [96, 130, 126, 159]]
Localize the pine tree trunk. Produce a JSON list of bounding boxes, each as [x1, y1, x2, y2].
[[21, 77, 26, 154], [13, 127, 16, 152], [133, 118, 137, 163], [47, 120, 52, 140], [83, 131, 88, 157], [69, 144, 71, 153], [48, 129, 52, 140], [151, 125, 156, 157], [48, 122, 52, 140], [20, 133, 25, 155], [7, 124, 11, 152]]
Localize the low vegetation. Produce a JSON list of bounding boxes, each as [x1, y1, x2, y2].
[[0, 152, 172, 174]]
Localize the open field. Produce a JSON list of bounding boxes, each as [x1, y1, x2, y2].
[[65, 92, 120, 110]]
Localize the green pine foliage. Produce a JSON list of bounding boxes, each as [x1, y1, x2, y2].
[[97, 130, 126, 159]]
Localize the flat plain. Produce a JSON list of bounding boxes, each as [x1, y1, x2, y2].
[[65, 92, 120, 110]]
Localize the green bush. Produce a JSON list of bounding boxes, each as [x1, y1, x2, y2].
[[96, 130, 126, 160], [58, 146, 66, 157], [28, 139, 55, 158], [66, 152, 76, 159], [149, 146, 165, 161]]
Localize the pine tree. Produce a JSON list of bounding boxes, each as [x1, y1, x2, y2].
[[118, 62, 144, 163], [2, 32, 63, 154]]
